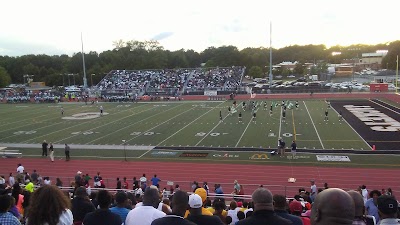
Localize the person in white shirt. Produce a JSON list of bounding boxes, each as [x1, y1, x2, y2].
[[310, 180, 317, 202], [227, 201, 240, 225], [140, 174, 147, 187], [361, 185, 368, 204], [125, 188, 165, 225], [16, 164, 24, 174], [8, 173, 15, 186]]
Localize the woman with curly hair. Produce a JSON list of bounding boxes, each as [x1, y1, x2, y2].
[[26, 185, 73, 225]]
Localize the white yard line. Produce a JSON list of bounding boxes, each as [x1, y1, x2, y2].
[[85, 104, 182, 144], [157, 102, 226, 146], [0, 106, 91, 131], [138, 149, 152, 158], [235, 117, 252, 147], [21, 105, 143, 144], [125, 106, 195, 144], [303, 101, 325, 149], [195, 103, 238, 146], [54, 104, 156, 144], [370, 99, 400, 115], [374, 99, 400, 110], [331, 105, 372, 150]]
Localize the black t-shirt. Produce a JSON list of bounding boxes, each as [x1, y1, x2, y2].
[[83, 209, 122, 225], [116, 180, 121, 189], [71, 197, 96, 222], [152, 215, 197, 225], [187, 214, 224, 225], [42, 142, 48, 150]]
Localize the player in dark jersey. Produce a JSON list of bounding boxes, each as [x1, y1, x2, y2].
[[270, 105, 273, 116], [238, 112, 242, 123], [242, 101, 246, 111], [252, 112, 256, 123], [295, 101, 299, 110], [324, 109, 329, 121], [219, 110, 223, 121], [282, 109, 286, 123]]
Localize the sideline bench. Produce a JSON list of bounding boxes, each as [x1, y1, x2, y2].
[[0, 149, 22, 158]]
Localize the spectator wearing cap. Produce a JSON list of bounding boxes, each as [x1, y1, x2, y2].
[[237, 188, 291, 225], [83, 190, 122, 225], [187, 194, 224, 225], [310, 188, 355, 225], [347, 190, 373, 225], [365, 190, 382, 224], [273, 195, 303, 225], [185, 188, 213, 218], [151, 190, 197, 225], [377, 195, 399, 225], [0, 195, 21, 225], [31, 170, 38, 184], [71, 186, 95, 225], [125, 188, 166, 225], [110, 191, 131, 222], [290, 200, 310, 225]]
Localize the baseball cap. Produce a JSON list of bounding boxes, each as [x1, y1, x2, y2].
[[377, 195, 399, 215], [195, 188, 207, 203], [189, 194, 203, 208], [289, 200, 303, 212]]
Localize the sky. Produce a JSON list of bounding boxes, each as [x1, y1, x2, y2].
[[1, 0, 399, 56]]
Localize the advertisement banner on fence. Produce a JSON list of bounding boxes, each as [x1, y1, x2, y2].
[[316, 155, 351, 162], [204, 90, 218, 96]]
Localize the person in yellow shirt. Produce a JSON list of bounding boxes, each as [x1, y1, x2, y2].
[[25, 179, 34, 193], [184, 188, 213, 218]]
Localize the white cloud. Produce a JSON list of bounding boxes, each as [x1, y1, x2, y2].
[[1, 0, 399, 56]]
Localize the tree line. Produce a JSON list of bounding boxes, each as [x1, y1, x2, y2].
[[0, 40, 399, 88]]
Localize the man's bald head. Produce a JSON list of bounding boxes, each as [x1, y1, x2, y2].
[[311, 188, 355, 225], [252, 188, 273, 211], [347, 190, 365, 217]]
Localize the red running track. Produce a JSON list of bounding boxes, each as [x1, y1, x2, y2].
[[1, 158, 399, 197]]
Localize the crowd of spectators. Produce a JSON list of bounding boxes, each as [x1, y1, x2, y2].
[[186, 67, 245, 91], [1, 90, 62, 103], [97, 70, 153, 92], [96, 67, 245, 94], [1, 165, 399, 225]]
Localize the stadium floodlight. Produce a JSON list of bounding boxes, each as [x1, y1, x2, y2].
[[269, 21, 273, 86], [81, 32, 88, 90]]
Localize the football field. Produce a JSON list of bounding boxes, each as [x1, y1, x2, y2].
[[0, 100, 373, 150]]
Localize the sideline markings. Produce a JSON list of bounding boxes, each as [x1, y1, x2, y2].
[[303, 101, 324, 149]]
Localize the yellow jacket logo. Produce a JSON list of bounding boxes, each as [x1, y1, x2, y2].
[[249, 153, 269, 160]]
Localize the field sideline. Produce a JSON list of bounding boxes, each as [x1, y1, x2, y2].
[[0, 99, 377, 150]]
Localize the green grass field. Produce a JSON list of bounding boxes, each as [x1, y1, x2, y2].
[[0, 100, 371, 150]]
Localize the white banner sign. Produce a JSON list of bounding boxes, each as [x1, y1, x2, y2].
[[316, 155, 351, 162], [204, 90, 218, 96]]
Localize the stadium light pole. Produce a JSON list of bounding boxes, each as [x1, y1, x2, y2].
[[396, 55, 399, 94], [269, 21, 273, 86], [122, 140, 127, 161], [81, 32, 88, 89]]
